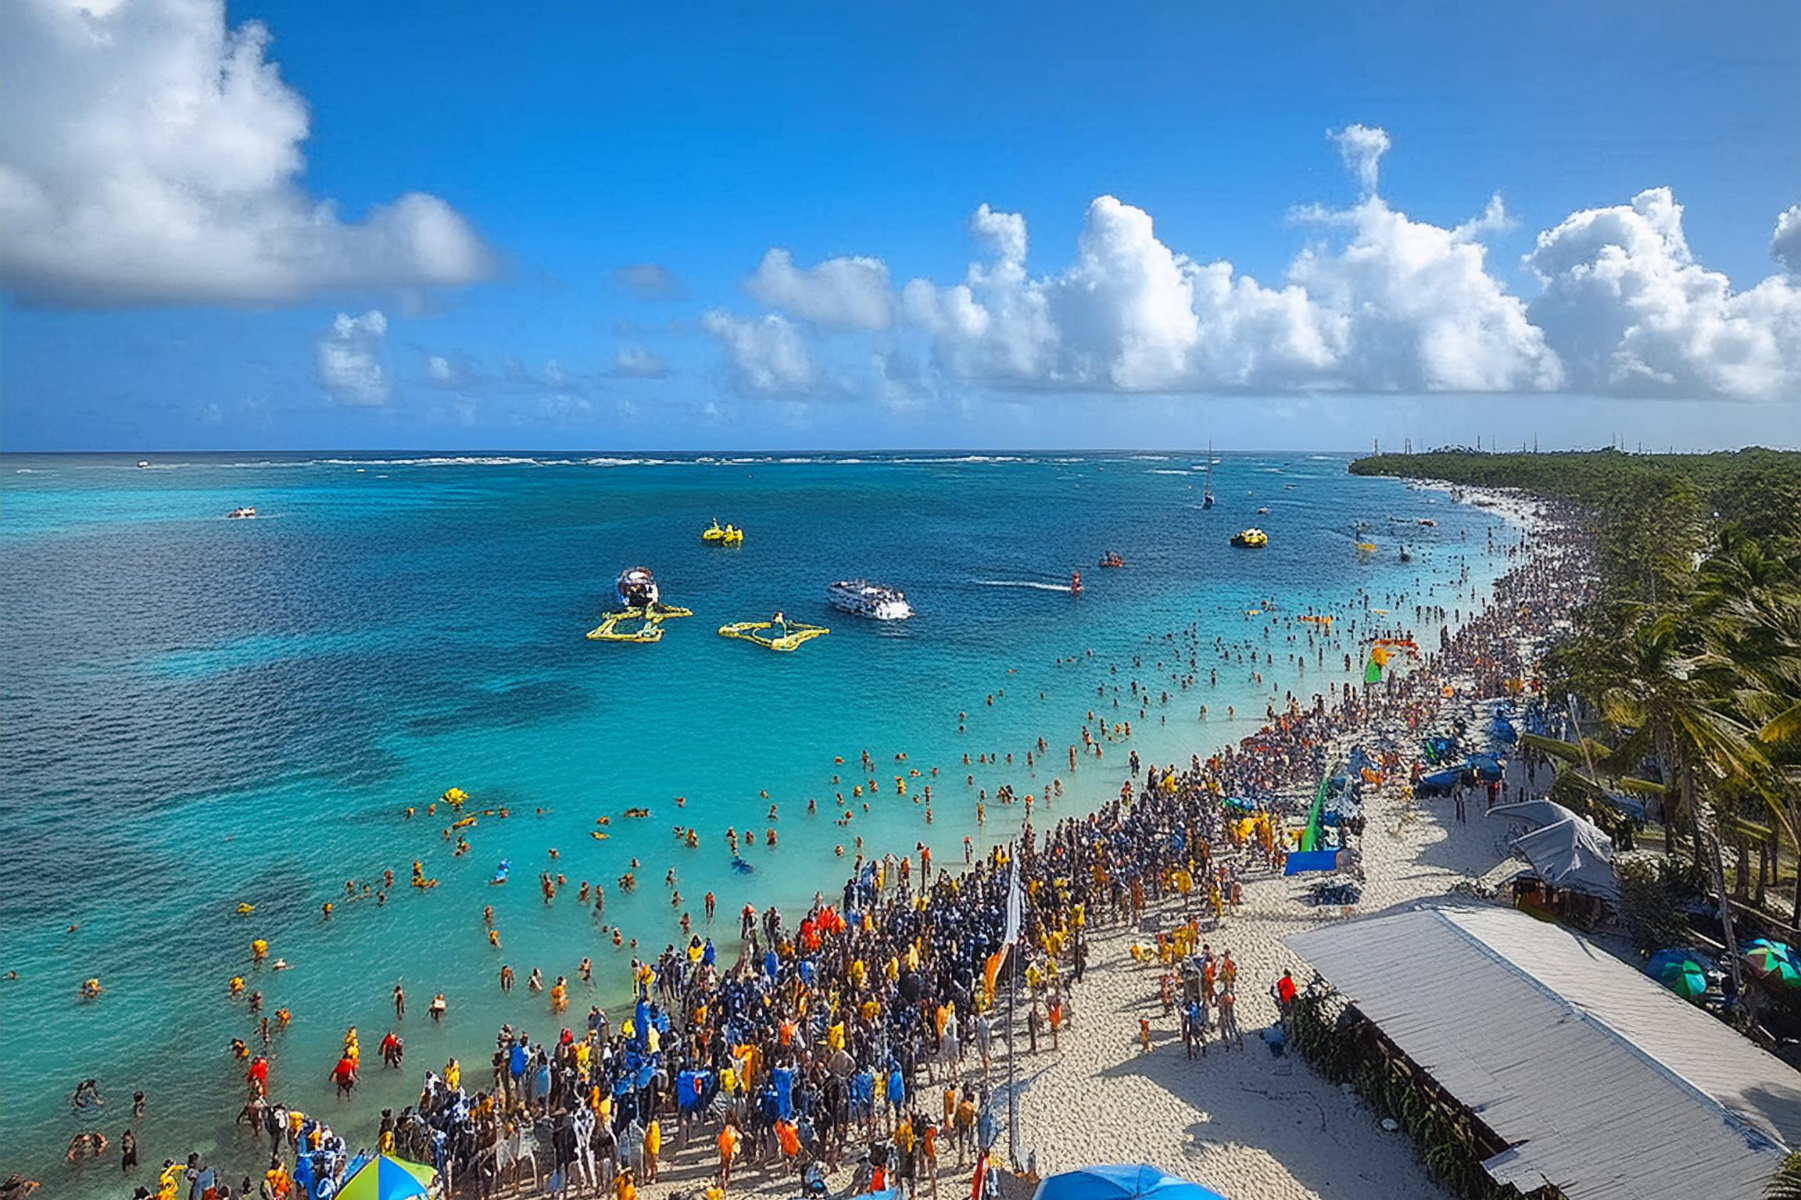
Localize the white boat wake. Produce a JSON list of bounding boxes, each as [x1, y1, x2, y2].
[[972, 579, 1073, 592]]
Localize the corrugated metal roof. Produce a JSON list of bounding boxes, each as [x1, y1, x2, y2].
[[1286, 905, 1801, 1200]]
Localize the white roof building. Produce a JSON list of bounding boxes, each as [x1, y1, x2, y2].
[[1287, 904, 1801, 1199]]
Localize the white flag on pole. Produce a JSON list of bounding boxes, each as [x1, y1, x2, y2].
[[1003, 843, 1022, 948]]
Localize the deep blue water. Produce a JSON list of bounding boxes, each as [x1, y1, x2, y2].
[[0, 451, 1507, 1192]]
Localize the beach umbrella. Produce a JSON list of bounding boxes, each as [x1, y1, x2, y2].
[[1645, 947, 1708, 978], [1656, 957, 1708, 1000], [334, 1155, 436, 1200], [1746, 940, 1801, 989], [1033, 1165, 1230, 1200]]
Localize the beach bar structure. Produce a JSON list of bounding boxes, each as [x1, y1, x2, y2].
[[1286, 905, 1801, 1199]]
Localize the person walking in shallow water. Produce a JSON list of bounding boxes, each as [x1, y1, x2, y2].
[[392, 983, 406, 1019]]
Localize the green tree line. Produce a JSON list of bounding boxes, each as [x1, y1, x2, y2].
[[1353, 446, 1801, 980]]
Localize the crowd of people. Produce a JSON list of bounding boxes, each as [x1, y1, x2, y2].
[[52, 497, 1595, 1200]]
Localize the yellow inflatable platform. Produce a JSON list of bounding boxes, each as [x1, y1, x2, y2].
[[717, 612, 829, 651], [586, 605, 694, 643]]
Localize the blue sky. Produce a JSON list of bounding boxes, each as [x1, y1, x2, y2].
[[2, 0, 1797, 452]]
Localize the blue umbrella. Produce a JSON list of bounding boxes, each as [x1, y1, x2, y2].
[[1645, 947, 1706, 977], [1033, 1165, 1230, 1200]]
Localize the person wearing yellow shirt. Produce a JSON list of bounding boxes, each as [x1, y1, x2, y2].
[[643, 1119, 661, 1182]]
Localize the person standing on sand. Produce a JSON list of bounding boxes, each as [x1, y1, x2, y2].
[[716, 1119, 740, 1188], [953, 1088, 977, 1168], [1218, 989, 1244, 1048]]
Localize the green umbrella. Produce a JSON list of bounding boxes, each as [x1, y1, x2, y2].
[[1746, 940, 1801, 989], [336, 1155, 437, 1200], [1658, 958, 1707, 1000]]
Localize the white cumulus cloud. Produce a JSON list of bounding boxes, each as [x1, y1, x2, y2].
[[1772, 205, 1801, 275], [1331, 124, 1392, 197], [316, 311, 389, 405], [737, 124, 1797, 403], [1290, 193, 1561, 392], [701, 311, 817, 394], [610, 344, 668, 378], [898, 185, 1543, 394], [1525, 187, 1801, 399], [0, 0, 493, 307], [744, 248, 892, 330]]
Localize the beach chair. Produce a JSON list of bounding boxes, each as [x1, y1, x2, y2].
[[490, 1124, 539, 1196]]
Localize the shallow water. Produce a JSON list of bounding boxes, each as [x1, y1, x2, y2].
[[0, 451, 1510, 1191]]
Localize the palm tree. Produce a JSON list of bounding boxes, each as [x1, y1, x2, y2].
[[1696, 536, 1801, 919], [1589, 611, 1765, 991]]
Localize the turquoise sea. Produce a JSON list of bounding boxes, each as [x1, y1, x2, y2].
[[0, 451, 1511, 1192]]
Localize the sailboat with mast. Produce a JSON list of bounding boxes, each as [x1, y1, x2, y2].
[[1201, 441, 1216, 509]]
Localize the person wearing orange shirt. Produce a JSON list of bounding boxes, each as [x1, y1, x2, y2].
[[716, 1120, 740, 1188]]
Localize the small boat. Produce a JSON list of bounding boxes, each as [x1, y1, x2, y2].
[[136, 460, 150, 469], [1417, 518, 1437, 527], [718, 613, 829, 651], [226, 506, 256, 519], [702, 520, 744, 545], [1070, 570, 1083, 596], [1231, 529, 1268, 548], [1256, 506, 1270, 515], [616, 566, 660, 608], [1097, 552, 1124, 569], [828, 580, 912, 620]]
